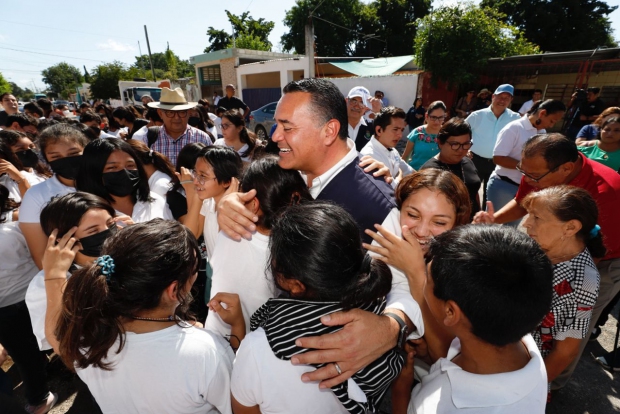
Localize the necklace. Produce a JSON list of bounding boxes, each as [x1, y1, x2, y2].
[[129, 315, 175, 322]]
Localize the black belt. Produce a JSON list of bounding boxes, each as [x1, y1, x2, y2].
[[498, 174, 520, 186]]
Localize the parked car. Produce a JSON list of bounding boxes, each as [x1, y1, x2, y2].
[[18, 101, 25, 112], [248, 102, 277, 141]]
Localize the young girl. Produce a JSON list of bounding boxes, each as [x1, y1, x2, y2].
[[205, 155, 311, 338], [402, 101, 447, 170], [214, 109, 264, 162], [0, 130, 51, 191], [228, 202, 402, 414], [75, 138, 173, 222], [19, 123, 89, 268], [43, 219, 234, 414], [127, 139, 178, 198]]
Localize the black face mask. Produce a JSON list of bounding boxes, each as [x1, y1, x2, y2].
[[78, 225, 117, 257], [15, 149, 40, 168], [48, 155, 82, 180], [188, 117, 201, 128], [102, 169, 140, 197]]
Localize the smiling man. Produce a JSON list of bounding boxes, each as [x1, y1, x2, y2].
[[0, 93, 19, 127], [346, 86, 382, 151]]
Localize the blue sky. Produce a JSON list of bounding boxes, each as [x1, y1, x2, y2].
[[1, 0, 619, 91]]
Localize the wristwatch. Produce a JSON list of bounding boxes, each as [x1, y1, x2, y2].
[[384, 312, 409, 356]]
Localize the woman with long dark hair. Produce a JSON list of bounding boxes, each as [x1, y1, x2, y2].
[[214, 109, 264, 162]]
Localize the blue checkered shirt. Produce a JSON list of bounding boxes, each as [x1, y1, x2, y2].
[[144, 125, 212, 166]]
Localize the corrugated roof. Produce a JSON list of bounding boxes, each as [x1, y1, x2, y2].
[[328, 55, 415, 76]]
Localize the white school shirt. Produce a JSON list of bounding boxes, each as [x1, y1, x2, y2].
[[213, 138, 250, 162], [0, 222, 39, 308], [409, 335, 547, 413], [231, 327, 351, 414], [360, 136, 414, 188], [115, 192, 174, 223], [206, 231, 275, 337], [492, 116, 545, 184], [0, 170, 46, 204], [199, 198, 218, 260], [25, 269, 72, 350], [19, 175, 75, 223], [147, 170, 172, 198], [76, 324, 234, 414], [519, 99, 535, 115]]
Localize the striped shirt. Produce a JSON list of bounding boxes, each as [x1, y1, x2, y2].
[[143, 125, 212, 166]]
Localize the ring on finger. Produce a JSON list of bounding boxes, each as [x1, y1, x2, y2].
[[334, 362, 342, 375]]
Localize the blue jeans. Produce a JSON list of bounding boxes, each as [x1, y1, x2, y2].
[[487, 173, 521, 227]]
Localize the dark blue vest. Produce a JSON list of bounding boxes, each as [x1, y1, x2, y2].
[[316, 157, 396, 244]]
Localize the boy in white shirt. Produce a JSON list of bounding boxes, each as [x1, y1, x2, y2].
[[360, 106, 414, 188], [389, 225, 552, 414]]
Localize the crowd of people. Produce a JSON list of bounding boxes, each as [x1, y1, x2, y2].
[[0, 77, 619, 414]]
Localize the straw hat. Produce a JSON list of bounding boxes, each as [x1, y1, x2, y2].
[[147, 87, 197, 110]]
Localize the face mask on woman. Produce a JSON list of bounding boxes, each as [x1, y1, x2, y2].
[[188, 117, 202, 128], [102, 169, 140, 197], [78, 225, 118, 257], [48, 155, 82, 180], [15, 149, 40, 169]]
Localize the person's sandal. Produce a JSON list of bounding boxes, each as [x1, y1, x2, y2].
[[25, 392, 58, 414]]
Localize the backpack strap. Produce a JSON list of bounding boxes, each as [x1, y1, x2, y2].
[[146, 126, 161, 148]]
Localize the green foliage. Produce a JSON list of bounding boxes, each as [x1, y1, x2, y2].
[[7, 82, 35, 101], [204, 10, 275, 52], [481, 0, 618, 52], [132, 51, 194, 79], [89, 61, 126, 100], [41, 62, 83, 98], [413, 4, 540, 86], [0, 72, 11, 95]]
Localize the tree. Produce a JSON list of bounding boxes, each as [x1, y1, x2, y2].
[[481, 0, 618, 52], [204, 10, 275, 52], [413, 4, 540, 86], [89, 61, 126, 100], [7, 82, 34, 101], [133, 51, 194, 79], [41, 62, 83, 98], [0, 72, 10, 95]]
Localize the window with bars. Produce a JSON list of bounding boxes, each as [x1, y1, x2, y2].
[[201, 66, 221, 83]]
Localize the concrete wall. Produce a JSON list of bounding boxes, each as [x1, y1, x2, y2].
[[325, 75, 419, 112], [245, 72, 281, 88], [220, 58, 238, 91]]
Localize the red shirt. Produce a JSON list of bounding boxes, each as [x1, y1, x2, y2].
[[516, 154, 620, 260]]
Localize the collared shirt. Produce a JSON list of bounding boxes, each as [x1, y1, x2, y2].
[[409, 335, 547, 413], [360, 136, 413, 188], [304, 139, 359, 199], [348, 118, 367, 144], [516, 154, 620, 260], [492, 116, 545, 183], [139, 125, 211, 166], [466, 107, 521, 159]]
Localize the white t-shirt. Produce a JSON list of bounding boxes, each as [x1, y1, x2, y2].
[[206, 231, 275, 337], [76, 324, 234, 414], [0, 170, 46, 204], [213, 138, 250, 162], [360, 136, 414, 188], [199, 198, 219, 260], [19, 175, 75, 223], [409, 335, 547, 413], [148, 170, 172, 198], [492, 116, 545, 184], [131, 125, 148, 142], [231, 327, 350, 414], [25, 269, 72, 350], [116, 192, 174, 223], [518, 99, 535, 115], [0, 222, 39, 308]]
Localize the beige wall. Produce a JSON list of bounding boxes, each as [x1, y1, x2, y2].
[[220, 58, 238, 91], [245, 72, 280, 88]]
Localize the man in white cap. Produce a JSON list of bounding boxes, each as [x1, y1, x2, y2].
[[144, 87, 212, 165], [346, 86, 382, 152], [466, 84, 520, 204]]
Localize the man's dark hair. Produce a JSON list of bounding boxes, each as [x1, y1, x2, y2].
[[6, 113, 38, 128], [587, 87, 601, 94], [428, 225, 553, 347], [80, 111, 102, 124], [283, 78, 348, 140], [79, 103, 92, 110], [112, 106, 136, 123], [24, 102, 44, 117], [144, 107, 163, 123], [533, 89, 543, 95], [522, 133, 579, 168], [374, 106, 406, 133], [0, 92, 12, 101], [36, 98, 53, 112]]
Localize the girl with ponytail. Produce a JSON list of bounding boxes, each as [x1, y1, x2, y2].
[[43, 219, 234, 414], [227, 202, 401, 414]]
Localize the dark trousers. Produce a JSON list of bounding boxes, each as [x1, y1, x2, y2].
[[0, 301, 49, 406], [471, 152, 496, 205]]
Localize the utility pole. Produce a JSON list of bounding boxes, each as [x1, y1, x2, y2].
[[144, 25, 156, 81], [305, 17, 315, 78]]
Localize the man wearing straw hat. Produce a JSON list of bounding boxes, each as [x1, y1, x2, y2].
[[145, 87, 212, 165]]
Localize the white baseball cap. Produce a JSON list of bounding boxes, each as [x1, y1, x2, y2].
[[347, 86, 371, 108]]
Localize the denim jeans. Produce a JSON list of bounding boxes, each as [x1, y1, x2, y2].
[[487, 173, 521, 227]]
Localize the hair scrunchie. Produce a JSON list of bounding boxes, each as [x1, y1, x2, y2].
[[589, 224, 601, 239], [96, 255, 115, 282]]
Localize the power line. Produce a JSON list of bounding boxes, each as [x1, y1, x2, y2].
[[0, 46, 105, 63], [311, 16, 387, 44], [0, 68, 44, 74], [310, 0, 327, 17]]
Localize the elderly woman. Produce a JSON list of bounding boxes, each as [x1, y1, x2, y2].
[[521, 185, 603, 393], [420, 117, 480, 217]]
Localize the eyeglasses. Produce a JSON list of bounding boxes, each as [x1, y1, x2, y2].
[[190, 169, 217, 185], [446, 141, 473, 150], [220, 123, 233, 130], [349, 99, 365, 108], [428, 115, 446, 122], [515, 163, 559, 183], [163, 110, 188, 118]]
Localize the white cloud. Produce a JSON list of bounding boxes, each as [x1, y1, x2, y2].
[[97, 39, 135, 52]]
